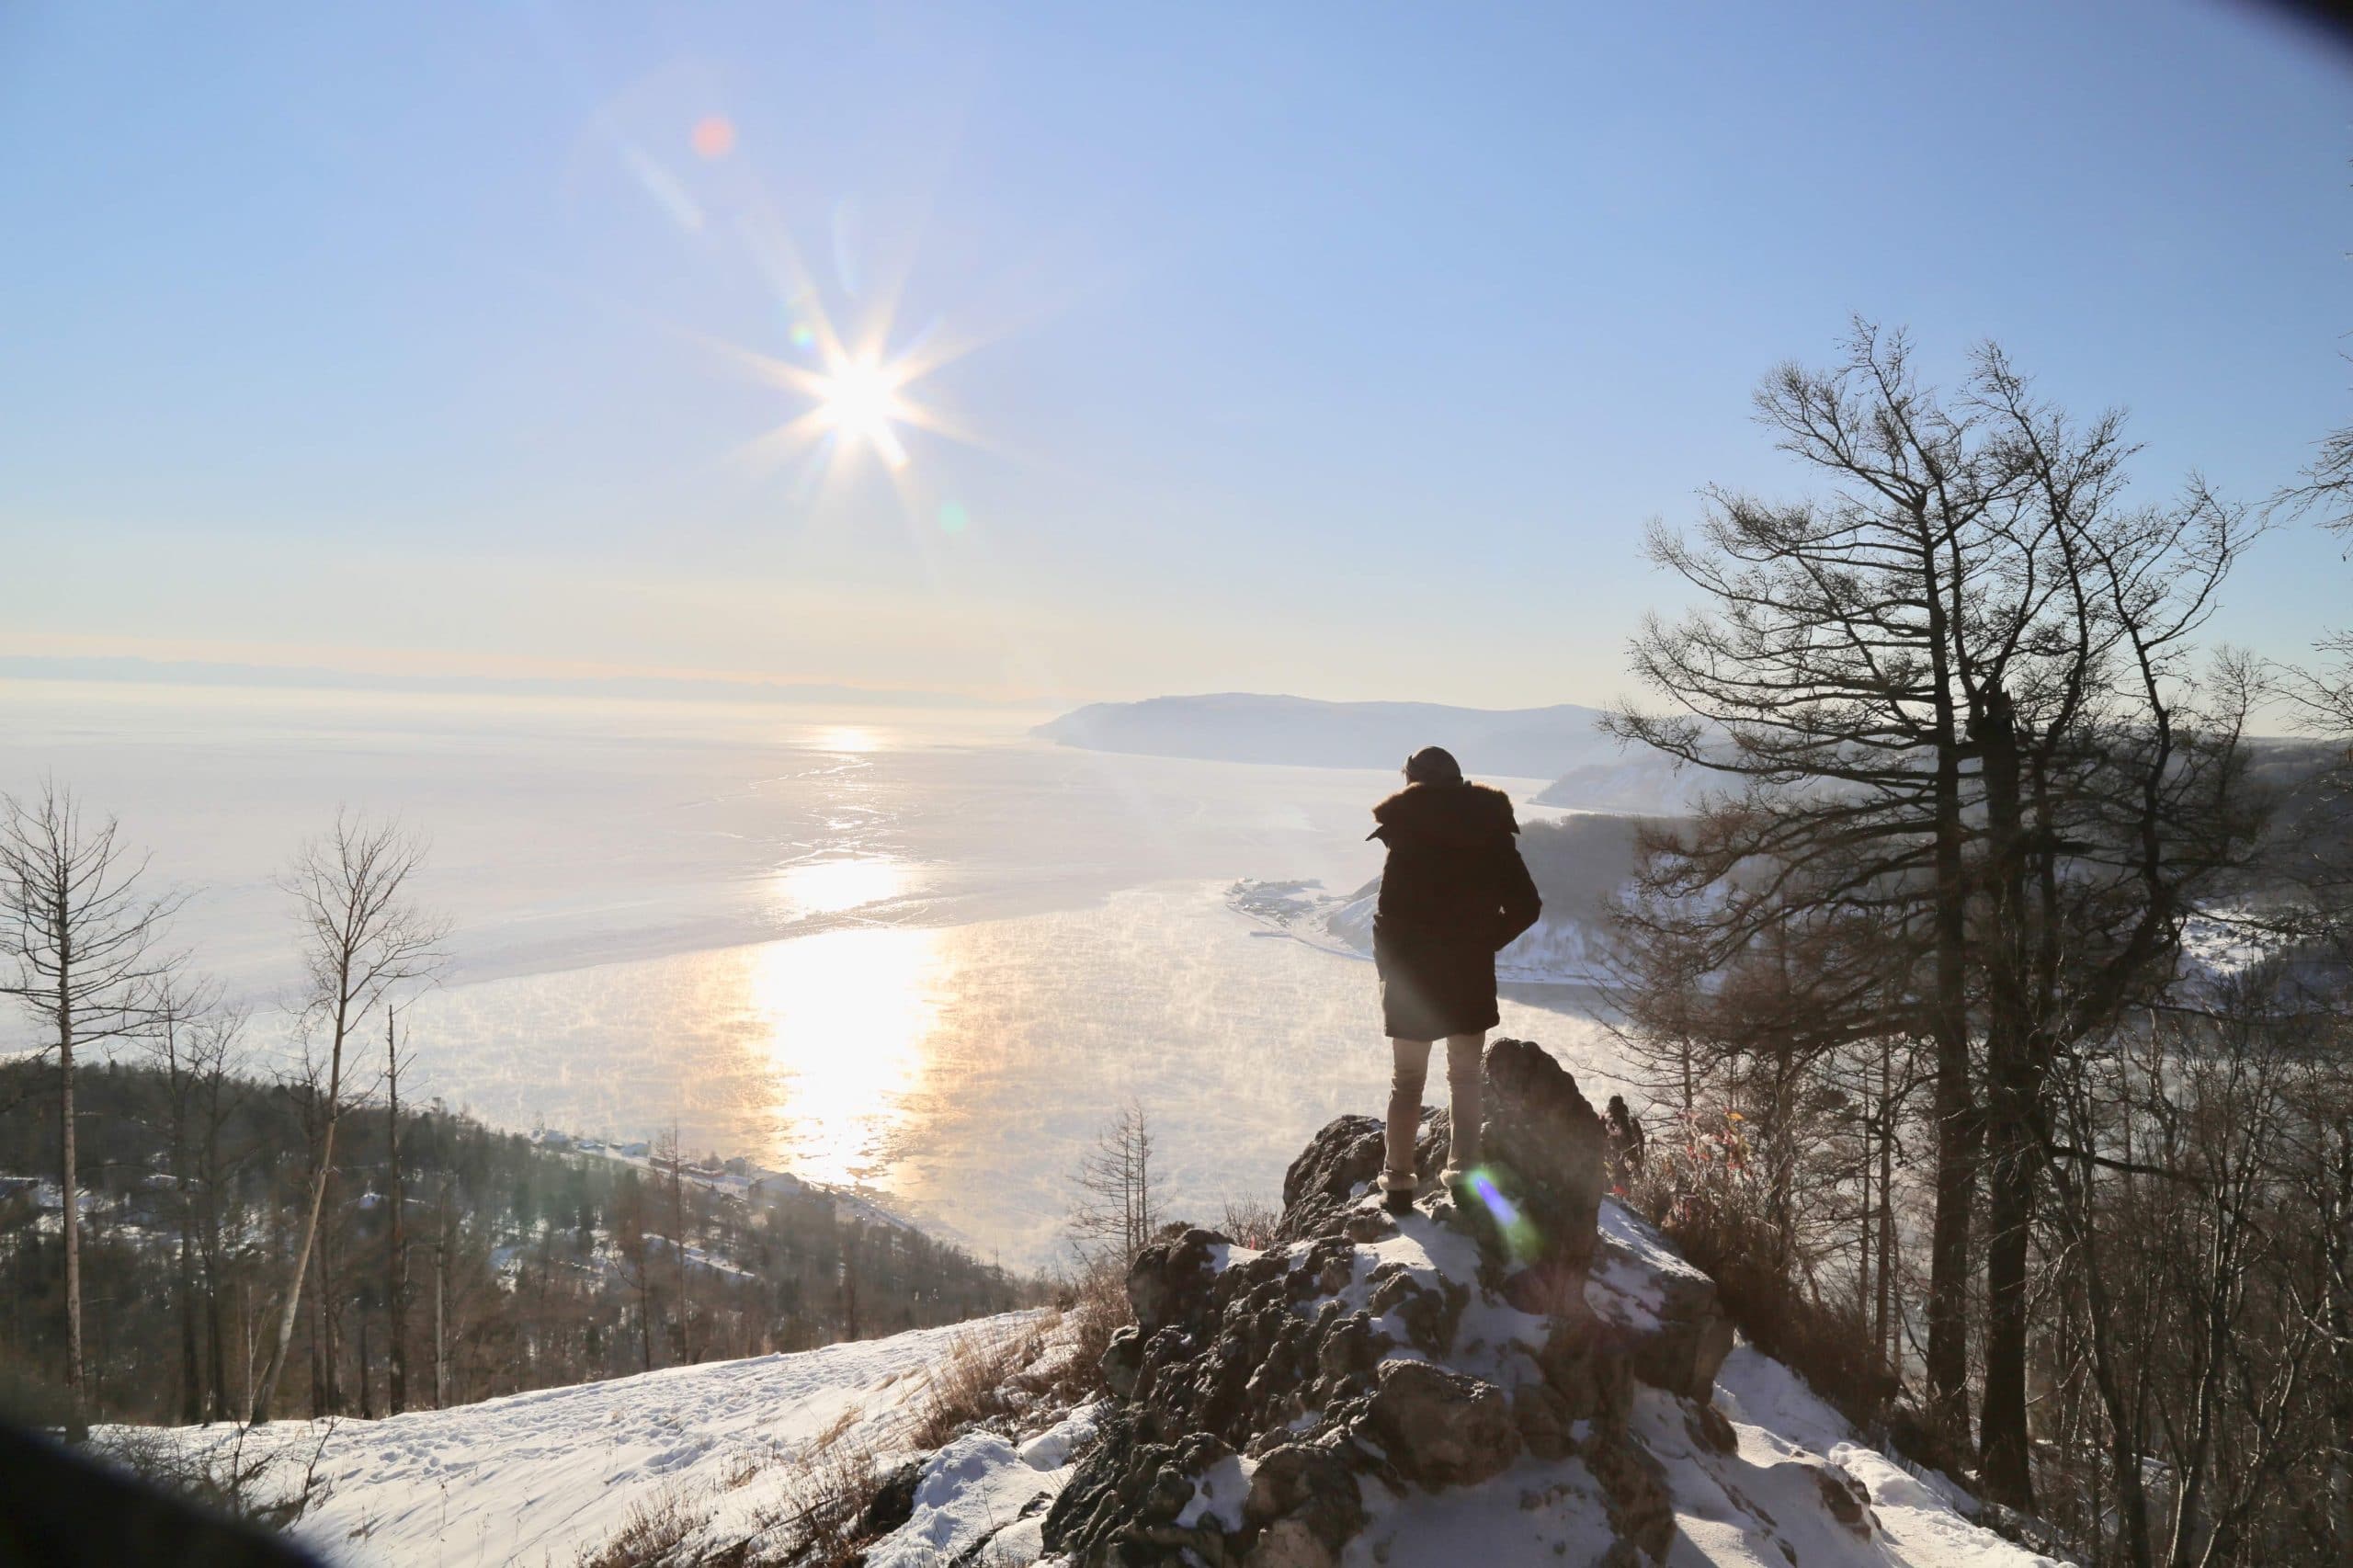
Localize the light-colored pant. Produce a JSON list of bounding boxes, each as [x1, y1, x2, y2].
[[1385, 1032, 1484, 1185]]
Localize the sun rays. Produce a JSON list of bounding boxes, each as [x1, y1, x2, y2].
[[681, 205, 1006, 523], [585, 89, 1051, 562]]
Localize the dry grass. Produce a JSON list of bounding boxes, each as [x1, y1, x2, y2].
[[719, 1438, 796, 1493], [1629, 1108, 1897, 1426], [746, 1420, 886, 1568], [573, 1486, 715, 1568], [1219, 1195, 1282, 1249], [1049, 1257, 1134, 1403], [907, 1322, 1044, 1451]]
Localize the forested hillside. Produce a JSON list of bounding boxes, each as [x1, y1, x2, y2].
[[0, 1058, 1039, 1429]]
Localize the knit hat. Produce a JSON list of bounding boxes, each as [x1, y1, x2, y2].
[[1403, 745, 1463, 785]]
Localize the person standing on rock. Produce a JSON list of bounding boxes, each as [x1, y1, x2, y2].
[[1367, 745, 1542, 1212]]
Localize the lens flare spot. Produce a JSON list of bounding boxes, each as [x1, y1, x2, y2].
[[938, 501, 970, 534], [1466, 1168, 1545, 1265], [691, 115, 736, 159]]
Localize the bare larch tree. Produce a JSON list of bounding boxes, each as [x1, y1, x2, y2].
[[1068, 1099, 1159, 1267], [0, 780, 184, 1412], [144, 970, 229, 1424], [249, 812, 444, 1424]]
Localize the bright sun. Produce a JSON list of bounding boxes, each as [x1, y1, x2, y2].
[[814, 358, 910, 470], [714, 292, 980, 494]]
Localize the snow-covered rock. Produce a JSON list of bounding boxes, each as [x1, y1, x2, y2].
[[867, 1406, 1106, 1568], [1044, 1039, 2063, 1568]]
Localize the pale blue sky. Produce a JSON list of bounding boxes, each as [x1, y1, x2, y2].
[[3, 1, 2348, 708]]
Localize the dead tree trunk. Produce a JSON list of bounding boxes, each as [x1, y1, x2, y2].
[[386, 1009, 409, 1415]]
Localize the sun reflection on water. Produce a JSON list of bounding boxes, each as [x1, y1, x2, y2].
[[811, 724, 882, 754], [744, 925, 951, 1185], [768, 855, 911, 921]]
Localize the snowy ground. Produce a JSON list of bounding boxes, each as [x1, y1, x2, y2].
[[99, 1313, 1060, 1568], [105, 1228, 2067, 1568]]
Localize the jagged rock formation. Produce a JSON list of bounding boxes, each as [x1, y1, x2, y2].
[[1042, 1038, 1736, 1567]]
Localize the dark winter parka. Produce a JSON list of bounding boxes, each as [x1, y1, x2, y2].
[[1368, 780, 1542, 1040]]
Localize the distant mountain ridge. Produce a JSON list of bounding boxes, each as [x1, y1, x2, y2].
[[1035, 693, 1621, 781]]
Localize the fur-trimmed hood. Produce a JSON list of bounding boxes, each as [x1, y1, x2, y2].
[[1367, 779, 1520, 846]]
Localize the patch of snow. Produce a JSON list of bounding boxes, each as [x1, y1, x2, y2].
[[98, 1312, 1046, 1568], [871, 1431, 1040, 1567], [866, 1402, 1105, 1567], [1175, 1454, 1256, 1531], [1711, 1349, 2070, 1568], [1349, 1451, 1621, 1567], [1588, 1198, 1714, 1332], [1017, 1405, 1104, 1473]]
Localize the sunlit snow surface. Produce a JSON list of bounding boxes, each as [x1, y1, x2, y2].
[[0, 682, 1626, 1267], [97, 1263, 2063, 1568], [98, 1313, 1054, 1568]]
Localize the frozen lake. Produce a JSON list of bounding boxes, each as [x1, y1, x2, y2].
[[0, 681, 1627, 1266]]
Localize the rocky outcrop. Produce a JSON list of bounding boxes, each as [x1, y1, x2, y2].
[[1477, 1035, 1608, 1274], [1041, 1038, 1742, 1567], [1272, 1111, 1441, 1246], [1813, 1461, 1879, 1538], [1363, 1360, 1518, 1488], [1587, 1205, 1740, 1403]]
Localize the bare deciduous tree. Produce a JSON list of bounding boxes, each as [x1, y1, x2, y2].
[[1068, 1100, 1158, 1267], [249, 813, 444, 1424], [1605, 324, 2028, 1432], [0, 781, 184, 1411]]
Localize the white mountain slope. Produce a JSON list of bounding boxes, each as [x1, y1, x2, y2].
[[102, 1215, 2060, 1567]]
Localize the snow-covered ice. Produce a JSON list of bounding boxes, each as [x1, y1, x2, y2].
[[3, 684, 1628, 1268], [1231, 875, 1627, 989]]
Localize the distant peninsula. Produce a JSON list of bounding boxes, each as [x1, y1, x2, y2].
[[1034, 693, 1620, 782]]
